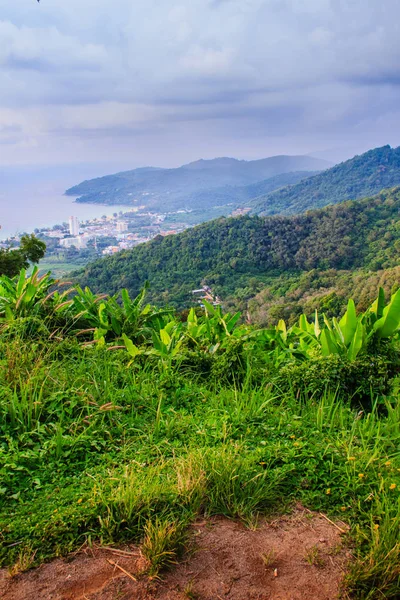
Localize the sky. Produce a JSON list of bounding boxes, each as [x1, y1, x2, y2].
[[0, 0, 400, 170]]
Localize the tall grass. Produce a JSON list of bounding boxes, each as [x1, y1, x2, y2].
[[0, 335, 400, 598]]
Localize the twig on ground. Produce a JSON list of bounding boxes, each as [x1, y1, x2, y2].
[[101, 546, 139, 557], [106, 558, 137, 582]]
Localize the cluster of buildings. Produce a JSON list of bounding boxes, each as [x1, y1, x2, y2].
[[39, 210, 189, 256]]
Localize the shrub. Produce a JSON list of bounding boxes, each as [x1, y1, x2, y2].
[[275, 354, 398, 405]]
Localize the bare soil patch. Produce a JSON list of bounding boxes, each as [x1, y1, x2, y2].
[[0, 506, 350, 600]]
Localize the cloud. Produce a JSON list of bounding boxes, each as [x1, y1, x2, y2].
[[0, 0, 399, 167]]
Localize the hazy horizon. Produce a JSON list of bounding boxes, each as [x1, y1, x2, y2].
[[0, 1, 399, 171]]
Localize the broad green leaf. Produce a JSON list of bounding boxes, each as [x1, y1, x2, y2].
[[314, 310, 321, 338], [339, 299, 358, 346], [5, 305, 14, 322], [121, 288, 131, 313], [187, 307, 197, 325], [98, 303, 110, 328], [323, 314, 333, 332], [16, 269, 26, 296], [276, 319, 287, 342], [122, 334, 141, 358], [331, 317, 345, 345], [94, 328, 107, 345], [160, 328, 171, 346], [369, 287, 385, 321], [23, 283, 37, 304], [347, 321, 365, 361], [374, 288, 400, 338], [298, 314, 306, 331], [320, 329, 339, 356], [203, 300, 216, 316], [225, 311, 241, 333]]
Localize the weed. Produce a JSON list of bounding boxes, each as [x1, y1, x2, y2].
[[141, 517, 188, 577], [183, 580, 198, 599], [8, 546, 37, 577], [304, 545, 326, 567], [261, 549, 276, 568]]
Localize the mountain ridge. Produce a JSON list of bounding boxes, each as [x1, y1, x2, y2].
[[249, 145, 400, 215], [65, 154, 331, 211]]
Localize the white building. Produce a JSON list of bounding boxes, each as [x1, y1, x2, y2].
[[69, 216, 80, 236], [116, 221, 129, 233], [59, 236, 87, 249]]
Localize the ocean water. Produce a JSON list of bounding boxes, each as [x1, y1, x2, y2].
[[0, 164, 130, 240]]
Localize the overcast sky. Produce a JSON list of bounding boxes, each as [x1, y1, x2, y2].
[[1, 0, 399, 169]]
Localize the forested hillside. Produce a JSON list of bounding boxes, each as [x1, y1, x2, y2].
[[78, 187, 400, 312], [250, 145, 400, 215], [65, 155, 329, 210], [178, 170, 318, 210]]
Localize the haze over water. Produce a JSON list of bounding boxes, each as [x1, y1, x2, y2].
[[0, 165, 131, 240]]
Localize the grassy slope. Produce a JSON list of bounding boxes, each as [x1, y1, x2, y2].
[[0, 338, 399, 597], [250, 145, 400, 215]]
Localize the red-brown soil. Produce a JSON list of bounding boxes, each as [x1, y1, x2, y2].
[[0, 507, 350, 600]]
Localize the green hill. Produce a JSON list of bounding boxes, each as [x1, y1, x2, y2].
[[78, 187, 400, 310], [65, 155, 329, 211], [250, 145, 400, 215], [187, 170, 318, 208]]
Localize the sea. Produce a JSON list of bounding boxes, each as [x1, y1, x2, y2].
[[0, 164, 131, 241]]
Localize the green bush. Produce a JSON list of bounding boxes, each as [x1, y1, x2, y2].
[[275, 354, 398, 404]]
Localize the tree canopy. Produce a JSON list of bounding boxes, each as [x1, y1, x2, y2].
[[0, 235, 46, 277], [76, 186, 400, 313]]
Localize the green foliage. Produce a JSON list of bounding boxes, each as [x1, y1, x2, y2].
[[0, 270, 400, 598], [0, 267, 53, 318], [251, 145, 400, 215], [276, 354, 395, 403], [0, 235, 46, 277], [76, 187, 400, 312]]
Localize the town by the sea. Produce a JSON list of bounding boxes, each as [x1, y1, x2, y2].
[[0, 164, 132, 240], [0, 164, 197, 276]]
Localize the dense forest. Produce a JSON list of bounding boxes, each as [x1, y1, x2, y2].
[[250, 145, 400, 215], [174, 170, 318, 211], [77, 187, 400, 316]]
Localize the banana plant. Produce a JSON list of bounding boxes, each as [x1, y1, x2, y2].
[[123, 320, 185, 371], [185, 301, 241, 353], [0, 267, 54, 320], [370, 288, 400, 338], [268, 289, 400, 363]]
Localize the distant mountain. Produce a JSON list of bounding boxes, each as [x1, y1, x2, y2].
[[77, 186, 400, 308], [181, 171, 319, 209], [65, 155, 331, 211], [250, 145, 400, 215]]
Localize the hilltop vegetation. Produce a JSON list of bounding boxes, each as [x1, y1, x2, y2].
[[248, 265, 400, 326], [65, 155, 329, 211], [77, 187, 400, 313], [173, 169, 318, 210], [250, 145, 400, 215], [0, 235, 46, 278], [0, 269, 399, 598]]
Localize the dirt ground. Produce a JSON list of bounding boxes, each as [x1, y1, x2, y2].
[[0, 506, 350, 600]]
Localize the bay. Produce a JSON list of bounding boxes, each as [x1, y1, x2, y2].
[[0, 164, 131, 240]]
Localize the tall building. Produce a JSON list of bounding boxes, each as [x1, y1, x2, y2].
[[116, 221, 129, 233], [69, 216, 79, 236]]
